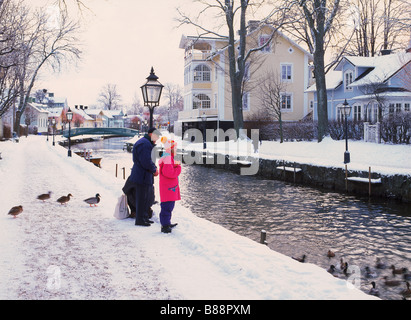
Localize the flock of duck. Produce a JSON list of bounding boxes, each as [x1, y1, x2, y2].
[[292, 250, 411, 299], [7, 193, 410, 300], [7, 192, 101, 218]]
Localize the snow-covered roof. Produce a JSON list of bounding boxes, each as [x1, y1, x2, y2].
[[307, 51, 411, 92], [349, 51, 411, 86], [305, 70, 342, 92], [27, 103, 48, 113], [179, 35, 228, 49], [72, 107, 93, 121], [48, 107, 63, 117], [84, 109, 104, 116], [101, 109, 124, 118], [182, 25, 314, 62]]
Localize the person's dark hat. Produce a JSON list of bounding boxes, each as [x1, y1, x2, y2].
[[148, 127, 161, 135]]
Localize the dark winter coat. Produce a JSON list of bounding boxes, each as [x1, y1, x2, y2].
[[129, 134, 157, 185]]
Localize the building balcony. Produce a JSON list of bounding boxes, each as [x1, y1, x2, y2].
[[184, 50, 212, 65]]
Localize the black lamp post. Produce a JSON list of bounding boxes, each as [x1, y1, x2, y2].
[[47, 119, 50, 142], [51, 118, 56, 146], [67, 108, 73, 157], [200, 112, 207, 150], [342, 99, 352, 164], [141, 67, 164, 128]]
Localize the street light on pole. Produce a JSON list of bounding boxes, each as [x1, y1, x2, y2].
[[140, 67, 164, 129], [201, 112, 207, 151], [67, 108, 73, 157], [342, 99, 352, 164], [47, 119, 50, 142], [51, 118, 56, 146]]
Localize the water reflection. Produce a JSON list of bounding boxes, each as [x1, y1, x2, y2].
[[78, 137, 411, 300], [179, 165, 411, 300]]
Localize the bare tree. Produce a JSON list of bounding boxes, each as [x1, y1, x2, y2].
[[346, 0, 411, 57], [162, 82, 183, 130], [257, 70, 289, 142], [177, 0, 295, 137], [14, 8, 81, 134], [0, 0, 28, 119], [54, 0, 90, 15], [298, 0, 341, 142], [129, 91, 144, 115], [98, 83, 122, 110]]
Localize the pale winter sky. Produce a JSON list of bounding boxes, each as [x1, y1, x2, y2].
[[30, 0, 198, 109]]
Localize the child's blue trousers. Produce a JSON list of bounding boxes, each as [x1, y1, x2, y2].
[[160, 201, 175, 226]]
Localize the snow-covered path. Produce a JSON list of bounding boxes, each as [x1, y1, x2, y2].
[[0, 138, 179, 299], [0, 136, 377, 300]]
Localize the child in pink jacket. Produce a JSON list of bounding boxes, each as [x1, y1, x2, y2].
[[158, 137, 181, 233]]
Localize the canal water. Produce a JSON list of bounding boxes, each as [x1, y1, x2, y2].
[[75, 137, 411, 300]]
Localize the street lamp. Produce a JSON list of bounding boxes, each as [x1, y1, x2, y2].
[[200, 112, 207, 150], [67, 107, 73, 157], [51, 118, 56, 146], [342, 99, 352, 164], [141, 67, 164, 128], [47, 119, 50, 142]]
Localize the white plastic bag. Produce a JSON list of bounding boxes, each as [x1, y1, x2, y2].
[[113, 194, 130, 219]]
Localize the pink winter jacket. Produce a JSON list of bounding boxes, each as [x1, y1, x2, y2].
[[158, 153, 181, 202]]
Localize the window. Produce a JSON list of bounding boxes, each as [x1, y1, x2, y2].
[[395, 103, 401, 113], [193, 93, 211, 109], [281, 64, 292, 82], [193, 64, 211, 82], [280, 93, 292, 111], [344, 70, 353, 91], [405, 103, 410, 112], [259, 35, 271, 53], [244, 62, 250, 81], [353, 105, 362, 121]]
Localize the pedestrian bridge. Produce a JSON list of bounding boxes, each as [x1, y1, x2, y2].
[[62, 127, 139, 138]]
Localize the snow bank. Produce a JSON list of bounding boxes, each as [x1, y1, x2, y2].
[[176, 135, 410, 176], [0, 136, 377, 299]]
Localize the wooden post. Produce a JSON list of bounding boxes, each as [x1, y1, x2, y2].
[[115, 163, 118, 178], [345, 164, 348, 192], [293, 162, 296, 183], [260, 230, 267, 245], [369, 166, 372, 197], [122, 167, 126, 180]]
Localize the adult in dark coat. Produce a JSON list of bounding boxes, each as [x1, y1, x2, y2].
[[128, 128, 160, 226]]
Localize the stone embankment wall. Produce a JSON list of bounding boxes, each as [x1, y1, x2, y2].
[[179, 150, 411, 203]]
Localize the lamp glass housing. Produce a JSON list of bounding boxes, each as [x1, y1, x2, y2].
[[67, 108, 73, 121], [140, 67, 164, 108], [341, 100, 352, 116]]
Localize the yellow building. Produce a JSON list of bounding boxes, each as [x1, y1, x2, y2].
[[178, 23, 314, 136]]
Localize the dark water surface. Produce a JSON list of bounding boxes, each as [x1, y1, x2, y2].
[[79, 137, 411, 300]]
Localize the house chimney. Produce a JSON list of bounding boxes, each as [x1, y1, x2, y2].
[[248, 20, 259, 33], [380, 49, 392, 55]]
